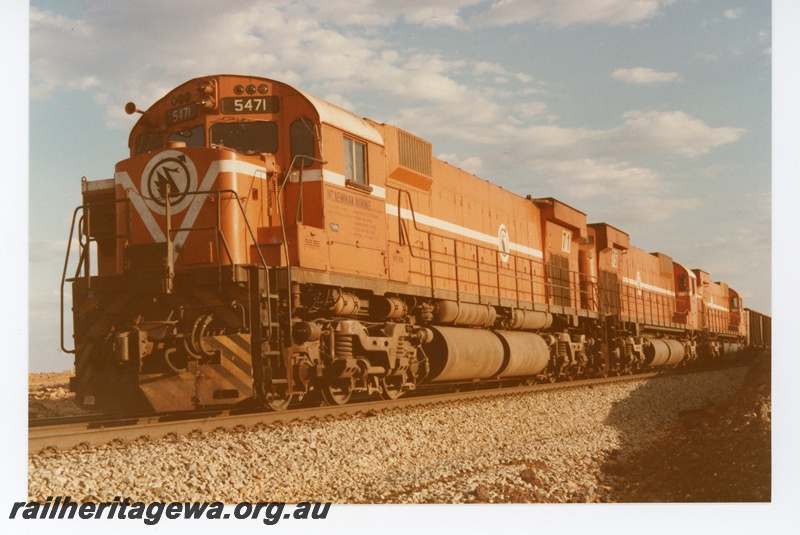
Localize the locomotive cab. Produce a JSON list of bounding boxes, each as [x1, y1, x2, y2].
[[66, 75, 405, 413]]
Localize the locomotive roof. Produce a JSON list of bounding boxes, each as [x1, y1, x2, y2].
[[128, 75, 385, 148], [296, 88, 384, 146], [673, 262, 697, 278]]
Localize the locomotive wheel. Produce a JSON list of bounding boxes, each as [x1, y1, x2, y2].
[[380, 376, 404, 400], [264, 389, 293, 411], [321, 380, 352, 405]]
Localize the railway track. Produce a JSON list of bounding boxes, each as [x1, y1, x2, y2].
[[30, 372, 665, 454]]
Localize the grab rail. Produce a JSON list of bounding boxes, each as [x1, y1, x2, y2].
[[394, 188, 597, 311]]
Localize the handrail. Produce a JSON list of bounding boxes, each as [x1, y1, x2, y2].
[[60, 196, 131, 354], [393, 188, 597, 310], [60, 206, 83, 354], [62, 183, 274, 352], [275, 155, 327, 331], [125, 186, 271, 274]]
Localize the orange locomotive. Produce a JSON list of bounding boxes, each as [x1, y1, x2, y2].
[[61, 75, 761, 414]]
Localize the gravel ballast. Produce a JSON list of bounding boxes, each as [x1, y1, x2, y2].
[[28, 367, 750, 503]]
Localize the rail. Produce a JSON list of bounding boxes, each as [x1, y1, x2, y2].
[[30, 370, 666, 454]]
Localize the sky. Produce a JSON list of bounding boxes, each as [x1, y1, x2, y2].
[[4, 0, 800, 530]]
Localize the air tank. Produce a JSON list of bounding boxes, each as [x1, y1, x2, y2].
[[509, 309, 553, 331], [432, 300, 497, 328]]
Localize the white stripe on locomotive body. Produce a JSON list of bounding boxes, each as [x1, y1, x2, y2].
[[292, 168, 388, 200], [707, 302, 730, 313], [312, 168, 543, 260], [384, 203, 544, 260], [121, 157, 544, 261], [620, 276, 676, 297], [619, 276, 729, 312]]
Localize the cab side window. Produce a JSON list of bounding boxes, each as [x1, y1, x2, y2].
[[344, 136, 367, 185], [678, 274, 688, 292], [291, 119, 316, 167]]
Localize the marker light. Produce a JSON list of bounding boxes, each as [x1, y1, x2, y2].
[[198, 81, 215, 95]]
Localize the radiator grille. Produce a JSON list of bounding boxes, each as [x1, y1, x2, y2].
[[398, 130, 432, 177]]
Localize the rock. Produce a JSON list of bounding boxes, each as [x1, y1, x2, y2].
[[474, 485, 491, 501], [27, 365, 758, 504], [520, 469, 543, 488]]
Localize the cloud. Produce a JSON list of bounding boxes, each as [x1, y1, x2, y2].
[[31, 2, 543, 131], [469, 108, 743, 225], [29, 2, 747, 233], [304, 0, 483, 28], [723, 8, 742, 20], [612, 110, 745, 158], [472, 0, 676, 27], [438, 154, 484, 175], [484, 110, 744, 164], [504, 156, 701, 224], [612, 67, 681, 85]]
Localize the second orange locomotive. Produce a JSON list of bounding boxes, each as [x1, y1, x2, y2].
[[64, 75, 753, 414]]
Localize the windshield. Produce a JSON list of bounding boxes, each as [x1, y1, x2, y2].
[[210, 121, 278, 155], [168, 126, 205, 147], [135, 133, 162, 155]]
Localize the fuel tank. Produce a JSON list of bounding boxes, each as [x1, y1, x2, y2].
[[494, 331, 551, 378], [422, 326, 552, 383], [423, 326, 505, 382], [643, 338, 686, 367]]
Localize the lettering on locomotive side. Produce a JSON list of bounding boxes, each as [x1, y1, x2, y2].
[[326, 189, 373, 211], [325, 188, 383, 246]]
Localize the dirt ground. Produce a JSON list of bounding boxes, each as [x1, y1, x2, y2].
[[597, 353, 771, 502], [28, 370, 97, 419]]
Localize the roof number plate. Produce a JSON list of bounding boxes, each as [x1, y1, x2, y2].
[[221, 96, 279, 114], [166, 103, 198, 126]]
